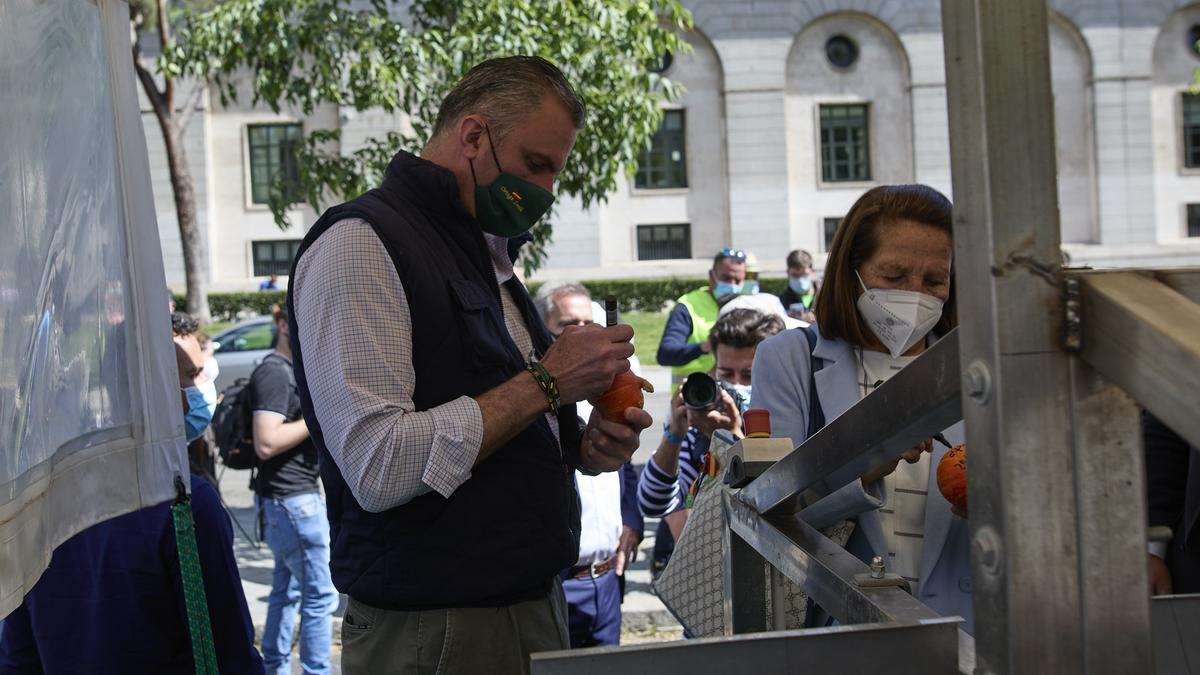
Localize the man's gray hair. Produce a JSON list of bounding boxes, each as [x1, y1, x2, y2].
[[533, 281, 591, 322], [430, 55, 587, 144]]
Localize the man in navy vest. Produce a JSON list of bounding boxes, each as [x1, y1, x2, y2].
[[286, 56, 652, 674]]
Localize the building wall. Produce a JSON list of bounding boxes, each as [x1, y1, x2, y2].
[[784, 12, 915, 261], [1151, 4, 1200, 243], [145, 0, 1200, 291]]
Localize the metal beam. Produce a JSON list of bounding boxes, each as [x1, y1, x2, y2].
[[1153, 268, 1200, 304], [723, 506, 770, 635], [726, 493, 946, 626], [941, 0, 1113, 671], [738, 330, 962, 515], [1151, 594, 1200, 674], [1077, 272, 1200, 450], [1068, 359, 1153, 672], [531, 619, 963, 675]]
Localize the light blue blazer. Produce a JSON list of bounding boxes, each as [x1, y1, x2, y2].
[[750, 327, 974, 635]]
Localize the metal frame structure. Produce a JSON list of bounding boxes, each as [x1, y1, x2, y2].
[[533, 0, 1200, 672]]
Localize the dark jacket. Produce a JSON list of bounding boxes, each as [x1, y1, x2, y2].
[[1144, 411, 1200, 593], [0, 476, 263, 674], [287, 150, 583, 610]]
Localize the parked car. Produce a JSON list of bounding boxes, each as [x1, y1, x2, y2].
[[210, 317, 275, 392]]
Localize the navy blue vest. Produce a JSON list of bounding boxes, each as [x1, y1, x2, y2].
[[286, 151, 582, 610]]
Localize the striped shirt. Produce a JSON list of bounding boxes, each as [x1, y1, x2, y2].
[[636, 427, 708, 517]]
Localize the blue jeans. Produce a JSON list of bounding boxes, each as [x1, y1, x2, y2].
[[258, 492, 338, 675]]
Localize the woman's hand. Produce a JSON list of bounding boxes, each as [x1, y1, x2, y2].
[[861, 438, 933, 484]]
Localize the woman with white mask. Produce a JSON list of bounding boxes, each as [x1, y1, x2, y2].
[[749, 184, 974, 634]]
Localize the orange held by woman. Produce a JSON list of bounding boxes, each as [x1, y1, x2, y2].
[[936, 444, 968, 515]]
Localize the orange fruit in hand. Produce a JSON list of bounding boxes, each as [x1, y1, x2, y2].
[[596, 371, 654, 423], [936, 444, 968, 515]]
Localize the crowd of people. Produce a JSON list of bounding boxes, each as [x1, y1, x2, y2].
[[1, 53, 1195, 675]]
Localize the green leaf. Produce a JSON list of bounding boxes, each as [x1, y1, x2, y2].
[[165, 0, 694, 273]]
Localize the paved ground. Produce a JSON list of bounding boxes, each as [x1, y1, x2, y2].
[[217, 365, 681, 671]]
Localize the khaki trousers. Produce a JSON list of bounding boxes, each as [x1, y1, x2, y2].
[[341, 579, 571, 675]]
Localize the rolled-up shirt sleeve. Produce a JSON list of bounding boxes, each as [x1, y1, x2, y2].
[[293, 218, 484, 512]]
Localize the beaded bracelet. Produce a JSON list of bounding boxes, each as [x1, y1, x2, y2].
[[526, 362, 561, 414]]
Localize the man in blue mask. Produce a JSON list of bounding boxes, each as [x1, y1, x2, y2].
[[656, 249, 749, 386], [287, 56, 651, 673], [779, 248, 818, 324]]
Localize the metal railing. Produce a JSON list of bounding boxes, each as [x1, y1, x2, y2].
[[531, 0, 1200, 671]]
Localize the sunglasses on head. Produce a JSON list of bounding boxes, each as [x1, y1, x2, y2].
[[719, 248, 746, 261]]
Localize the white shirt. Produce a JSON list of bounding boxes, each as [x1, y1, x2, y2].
[[574, 471, 623, 566], [293, 218, 556, 513], [859, 348, 928, 596]]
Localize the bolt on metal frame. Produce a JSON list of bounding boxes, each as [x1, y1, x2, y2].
[[532, 0, 1200, 672]]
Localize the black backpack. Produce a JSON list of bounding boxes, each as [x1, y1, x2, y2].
[[212, 377, 257, 470]]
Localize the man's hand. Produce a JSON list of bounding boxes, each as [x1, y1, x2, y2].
[[1148, 554, 1173, 596], [541, 324, 635, 405], [861, 438, 933, 484], [615, 526, 640, 576], [686, 389, 743, 439], [580, 406, 652, 473]]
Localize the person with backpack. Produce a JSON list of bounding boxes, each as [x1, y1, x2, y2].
[[749, 185, 972, 634], [250, 305, 337, 675]]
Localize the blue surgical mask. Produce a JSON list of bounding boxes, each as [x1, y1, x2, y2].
[[741, 280, 760, 295], [181, 385, 215, 442], [713, 281, 743, 300], [789, 276, 813, 294]]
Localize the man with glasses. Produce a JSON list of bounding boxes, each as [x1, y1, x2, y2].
[[656, 249, 748, 384]]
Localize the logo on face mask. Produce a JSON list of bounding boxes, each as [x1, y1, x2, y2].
[[501, 186, 525, 212], [854, 271, 944, 358]]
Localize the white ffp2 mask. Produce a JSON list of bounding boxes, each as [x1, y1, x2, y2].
[[855, 271, 944, 358]]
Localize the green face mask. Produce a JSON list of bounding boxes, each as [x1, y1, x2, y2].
[[470, 127, 556, 238]]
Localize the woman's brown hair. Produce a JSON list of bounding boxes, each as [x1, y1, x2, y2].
[[814, 184, 957, 348]]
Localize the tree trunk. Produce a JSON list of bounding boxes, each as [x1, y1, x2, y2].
[[160, 117, 211, 324], [133, 0, 212, 324], [134, 54, 212, 324]]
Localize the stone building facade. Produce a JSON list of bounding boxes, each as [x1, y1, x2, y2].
[[146, 0, 1200, 290]]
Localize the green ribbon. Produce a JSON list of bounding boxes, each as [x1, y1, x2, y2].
[[172, 477, 220, 675]]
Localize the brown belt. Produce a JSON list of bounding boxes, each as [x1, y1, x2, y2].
[[568, 556, 615, 579]]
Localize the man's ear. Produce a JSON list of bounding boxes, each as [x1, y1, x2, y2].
[[458, 115, 487, 162]]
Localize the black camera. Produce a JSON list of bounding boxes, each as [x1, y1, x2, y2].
[[681, 372, 747, 413]]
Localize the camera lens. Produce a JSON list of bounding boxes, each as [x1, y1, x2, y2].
[[682, 372, 718, 410]]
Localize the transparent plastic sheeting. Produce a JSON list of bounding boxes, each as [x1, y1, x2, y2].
[[0, 0, 134, 488], [0, 0, 185, 619]]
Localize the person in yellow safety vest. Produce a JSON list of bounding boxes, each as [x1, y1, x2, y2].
[[656, 248, 751, 382]]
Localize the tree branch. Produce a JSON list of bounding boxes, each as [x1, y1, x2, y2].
[[132, 41, 169, 121], [174, 82, 205, 142], [156, 0, 173, 111]]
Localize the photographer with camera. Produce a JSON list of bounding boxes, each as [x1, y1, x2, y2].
[[637, 309, 784, 567]]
